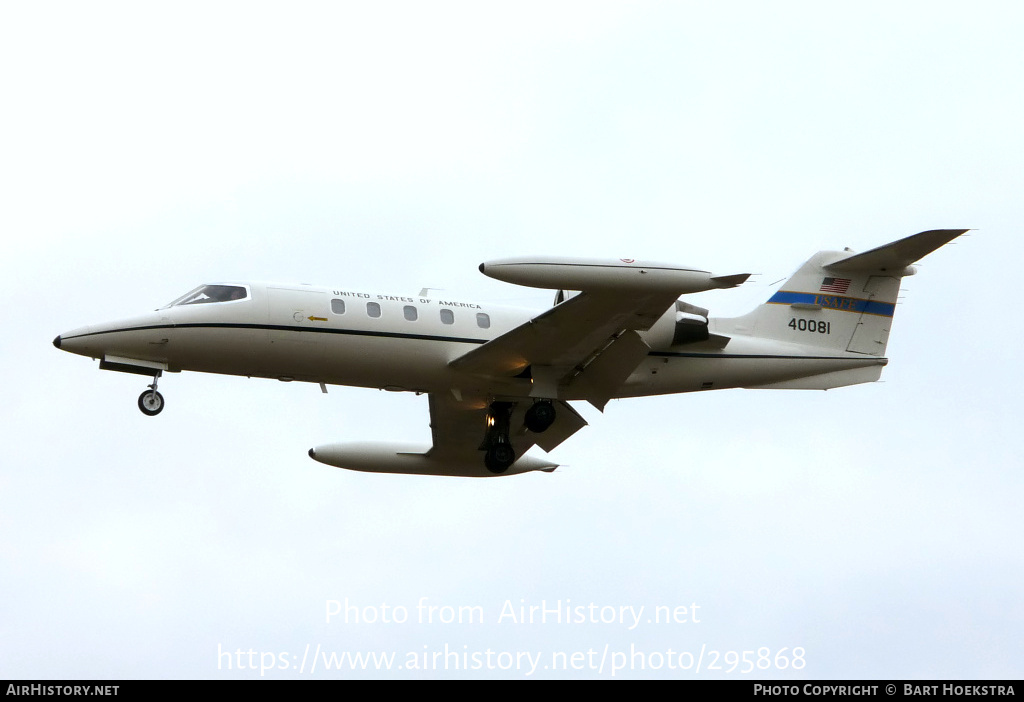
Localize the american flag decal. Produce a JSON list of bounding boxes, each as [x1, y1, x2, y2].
[[820, 277, 851, 294]]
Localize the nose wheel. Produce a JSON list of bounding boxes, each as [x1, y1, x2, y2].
[[138, 375, 165, 416]]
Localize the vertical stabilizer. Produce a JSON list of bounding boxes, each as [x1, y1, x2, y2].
[[720, 229, 967, 357]]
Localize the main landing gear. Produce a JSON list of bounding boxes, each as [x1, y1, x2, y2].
[[483, 400, 557, 474], [524, 400, 556, 433], [484, 440, 516, 475], [484, 401, 515, 474], [137, 373, 165, 416]]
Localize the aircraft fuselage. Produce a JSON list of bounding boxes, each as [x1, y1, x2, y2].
[[55, 281, 883, 403]]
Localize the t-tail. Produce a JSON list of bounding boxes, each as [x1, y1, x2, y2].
[[717, 229, 967, 387]]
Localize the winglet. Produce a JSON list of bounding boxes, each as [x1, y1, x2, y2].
[[824, 229, 969, 273]]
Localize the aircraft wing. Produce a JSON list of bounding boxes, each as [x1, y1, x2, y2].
[[308, 393, 589, 477], [448, 288, 681, 408]]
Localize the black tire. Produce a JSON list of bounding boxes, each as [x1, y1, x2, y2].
[[485, 442, 516, 474], [524, 401, 556, 433], [138, 390, 165, 416]]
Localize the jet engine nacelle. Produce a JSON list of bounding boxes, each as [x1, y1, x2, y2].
[[672, 300, 711, 345], [307, 442, 558, 478], [479, 257, 749, 294]]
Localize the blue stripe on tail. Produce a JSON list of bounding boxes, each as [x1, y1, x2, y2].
[[767, 291, 896, 317]]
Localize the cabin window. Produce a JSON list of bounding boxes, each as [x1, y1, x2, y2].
[[404, 305, 418, 321], [476, 312, 490, 329], [440, 309, 455, 325], [367, 302, 382, 318], [331, 299, 346, 314]]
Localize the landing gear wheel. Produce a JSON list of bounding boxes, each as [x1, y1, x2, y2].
[[485, 442, 516, 474], [138, 390, 165, 416], [524, 401, 556, 433]]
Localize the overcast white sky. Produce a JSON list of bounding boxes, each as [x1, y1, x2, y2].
[[2, 1, 1021, 679]]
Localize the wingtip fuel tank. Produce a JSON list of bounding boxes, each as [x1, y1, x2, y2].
[[308, 442, 559, 478], [478, 256, 749, 294]]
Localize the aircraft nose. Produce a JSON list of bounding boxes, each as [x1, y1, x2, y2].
[[53, 325, 95, 357]]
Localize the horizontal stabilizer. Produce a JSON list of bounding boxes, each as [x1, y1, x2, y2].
[[825, 229, 968, 273]]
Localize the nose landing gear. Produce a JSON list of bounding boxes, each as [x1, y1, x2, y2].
[[137, 373, 165, 416]]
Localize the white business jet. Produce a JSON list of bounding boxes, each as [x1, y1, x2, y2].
[[54, 229, 965, 477]]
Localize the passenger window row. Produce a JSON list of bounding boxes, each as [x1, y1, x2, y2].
[[331, 299, 490, 329]]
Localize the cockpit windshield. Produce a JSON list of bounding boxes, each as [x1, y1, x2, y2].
[[164, 284, 248, 308]]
